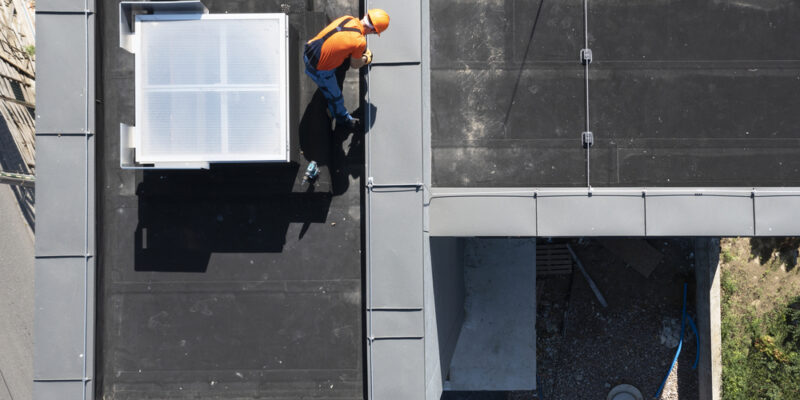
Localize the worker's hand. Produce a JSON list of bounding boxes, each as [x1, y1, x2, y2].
[[362, 49, 373, 65]]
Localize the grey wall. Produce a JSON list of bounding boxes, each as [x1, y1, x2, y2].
[[429, 237, 466, 385]]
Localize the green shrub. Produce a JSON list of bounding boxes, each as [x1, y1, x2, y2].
[[722, 297, 800, 399]]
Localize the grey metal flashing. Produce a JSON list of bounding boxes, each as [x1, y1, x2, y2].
[[645, 190, 754, 236], [370, 309, 425, 338], [35, 13, 95, 134], [37, 0, 95, 13], [33, 258, 95, 379], [538, 189, 644, 237], [370, 339, 426, 399], [754, 188, 800, 235], [365, 1, 426, 398], [369, 188, 424, 308], [33, 381, 85, 400], [366, 0, 421, 64], [367, 65, 423, 183], [428, 188, 537, 237], [118, 1, 208, 52], [34, 135, 95, 257], [33, 1, 96, 399], [428, 187, 800, 237]]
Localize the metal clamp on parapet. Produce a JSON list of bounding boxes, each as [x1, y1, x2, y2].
[[580, 48, 593, 64], [366, 177, 424, 190], [582, 131, 594, 148]]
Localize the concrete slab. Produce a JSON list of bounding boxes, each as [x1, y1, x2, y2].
[[447, 238, 536, 391]]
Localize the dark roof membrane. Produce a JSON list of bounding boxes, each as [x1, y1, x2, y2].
[[431, 0, 800, 187]]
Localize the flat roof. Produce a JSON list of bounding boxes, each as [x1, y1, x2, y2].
[[96, 1, 364, 398], [431, 0, 800, 187]]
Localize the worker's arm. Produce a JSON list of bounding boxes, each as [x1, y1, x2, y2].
[[351, 56, 366, 69], [350, 48, 372, 69]]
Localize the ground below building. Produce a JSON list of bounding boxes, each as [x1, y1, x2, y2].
[[536, 238, 698, 400]]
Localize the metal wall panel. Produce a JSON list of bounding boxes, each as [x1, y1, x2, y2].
[[646, 192, 754, 236], [35, 13, 90, 133], [33, 258, 89, 379], [754, 192, 800, 236], [538, 191, 645, 237], [368, 65, 422, 183], [37, 0, 93, 13], [34, 135, 94, 256], [369, 189, 424, 308], [428, 189, 536, 237], [366, 0, 421, 63], [371, 339, 425, 399], [371, 310, 424, 338]]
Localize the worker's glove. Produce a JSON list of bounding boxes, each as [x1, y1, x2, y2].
[[363, 49, 373, 65]]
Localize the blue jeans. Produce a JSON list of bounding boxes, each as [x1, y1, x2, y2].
[[304, 54, 352, 124]]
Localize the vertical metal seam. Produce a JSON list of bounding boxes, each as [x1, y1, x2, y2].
[[419, 0, 427, 396], [81, 0, 91, 399], [364, 0, 375, 398], [751, 188, 757, 236], [643, 190, 648, 236]]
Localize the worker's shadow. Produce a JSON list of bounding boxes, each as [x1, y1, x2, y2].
[[298, 60, 376, 196], [133, 163, 332, 272]]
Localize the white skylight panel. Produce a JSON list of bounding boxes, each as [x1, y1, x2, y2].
[[134, 14, 288, 165]]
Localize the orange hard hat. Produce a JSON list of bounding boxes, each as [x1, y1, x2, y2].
[[367, 9, 390, 35]]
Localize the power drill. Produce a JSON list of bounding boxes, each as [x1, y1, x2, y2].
[[303, 160, 319, 183]]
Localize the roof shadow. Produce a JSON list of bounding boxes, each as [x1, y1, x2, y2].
[[134, 163, 331, 272]]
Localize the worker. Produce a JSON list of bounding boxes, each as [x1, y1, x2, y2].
[[303, 9, 390, 129]]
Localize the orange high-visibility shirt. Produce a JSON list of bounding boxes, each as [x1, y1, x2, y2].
[[307, 16, 367, 71]]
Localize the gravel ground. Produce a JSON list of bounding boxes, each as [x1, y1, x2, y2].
[[537, 239, 698, 400]]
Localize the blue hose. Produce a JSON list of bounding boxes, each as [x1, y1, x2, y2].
[[653, 283, 699, 399], [686, 315, 699, 370]]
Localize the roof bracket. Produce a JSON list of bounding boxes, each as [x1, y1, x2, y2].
[[582, 131, 594, 148], [366, 177, 424, 191], [580, 48, 593, 64]]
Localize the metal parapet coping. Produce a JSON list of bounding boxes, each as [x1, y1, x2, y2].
[[364, 0, 428, 399], [428, 187, 800, 237], [33, 0, 96, 399]]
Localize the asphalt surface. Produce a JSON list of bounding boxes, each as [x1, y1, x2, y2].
[[0, 183, 34, 400]]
